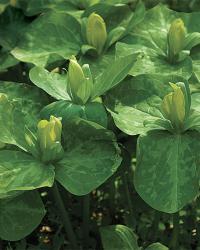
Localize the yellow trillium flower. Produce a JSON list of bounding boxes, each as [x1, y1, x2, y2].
[[162, 83, 185, 127], [168, 18, 186, 57], [37, 116, 62, 152], [86, 12, 107, 54]]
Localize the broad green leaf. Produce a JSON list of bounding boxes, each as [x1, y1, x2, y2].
[[116, 43, 193, 79], [0, 97, 29, 149], [79, 46, 115, 78], [29, 67, 70, 100], [0, 51, 18, 72], [0, 150, 54, 197], [18, 0, 82, 17], [122, 0, 146, 37], [41, 100, 108, 127], [11, 11, 81, 66], [82, 3, 132, 32], [115, 4, 200, 79], [191, 92, 200, 112], [0, 81, 49, 121], [0, 191, 45, 241], [92, 54, 138, 98], [0, 81, 49, 148], [105, 74, 185, 135], [55, 119, 121, 195], [135, 130, 200, 213], [131, 4, 200, 52], [184, 33, 200, 51], [0, 7, 28, 50], [145, 243, 169, 250], [100, 225, 139, 250]]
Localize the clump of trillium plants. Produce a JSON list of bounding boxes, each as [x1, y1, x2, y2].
[[2, 1, 200, 249]]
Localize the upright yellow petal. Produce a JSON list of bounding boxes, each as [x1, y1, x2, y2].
[[86, 13, 107, 54]]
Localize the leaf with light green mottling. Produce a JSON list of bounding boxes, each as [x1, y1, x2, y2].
[[0, 190, 45, 241], [0, 7, 28, 50], [41, 100, 108, 127], [100, 225, 139, 250], [82, 3, 132, 32], [130, 4, 200, 52], [135, 130, 200, 213], [116, 42, 193, 79], [29, 67, 70, 100], [115, 4, 200, 79], [11, 11, 81, 66], [0, 97, 28, 149], [18, 0, 81, 17], [0, 51, 18, 72], [0, 81, 49, 128], [92, 54, 138, 99], [79, 47, 115, 79], [0, 82, 49, 149], [145, 243, 169, 250], [105, 74, 185, 135], [0, 150, 54, 198], [191, 92, 200, 112], [55, 119, 121, 195]]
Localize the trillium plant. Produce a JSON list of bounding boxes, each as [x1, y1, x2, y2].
[[2, 0, 200, 249]]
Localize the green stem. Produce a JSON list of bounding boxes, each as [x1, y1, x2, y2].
[[150, 211, 161, 242], [82, 194, 90, 249], [109, 179, 116, 216], [51, 183, 78, 250], [123, 173, 135, 228], [170, 212, 180, 249]]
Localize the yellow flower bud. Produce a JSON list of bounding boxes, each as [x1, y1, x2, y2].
[[162, 83, 185, 129], [168, 18, 186, 61], [67, 57, 93, 104], [37, 116, 62, 153], [68, 57, 86, 96], [86, 12, 107, 54]]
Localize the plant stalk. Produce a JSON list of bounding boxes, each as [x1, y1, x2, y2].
[[82, 194, 90, 249], [170, 212, 180, 249], [123, 173, 135, 228], [51, 183, 78, 249]]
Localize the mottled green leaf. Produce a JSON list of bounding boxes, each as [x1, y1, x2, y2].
[[100, 225, 139, 250], [0, 191, 45, 241], [55, 119, 121, 195], [0, 82, 48, 148], [18, 0, 81, 17], [0, 51, 18, 72], [135, 130, 200, 213], [0, 81, 49, 125], [82, 3, 132, 32], [115, 4, 200, 79], [79, 47, 115, 78], [191, 92, 200, 112], [131, 4, 200, 52], [92, 54, 138, 98], [11, 11, 81, 66], [41, 100, 108, 127], [116, 43, 193, 79], [0, 150, 54, 197], [29, 66, 70, 100], [105, 74, 185, 135], [0, 7, 28, 50], [145, 243, 169, 250]]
